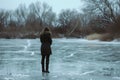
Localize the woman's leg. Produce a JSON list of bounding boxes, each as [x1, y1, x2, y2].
[[46, 55, 50, 72], [41, 55, 45, 72]]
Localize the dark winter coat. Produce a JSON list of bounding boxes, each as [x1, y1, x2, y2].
[[40, 32, 52, 55]]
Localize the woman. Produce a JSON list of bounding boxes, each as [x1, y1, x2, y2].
[[40, 27, 52, 73]]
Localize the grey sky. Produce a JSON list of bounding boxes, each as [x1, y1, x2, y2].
[[0, 0, 84, 14]]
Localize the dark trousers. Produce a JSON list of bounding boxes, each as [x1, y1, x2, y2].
[[41, 55, 50, 71]]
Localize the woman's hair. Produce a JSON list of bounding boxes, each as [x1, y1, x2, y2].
[[44, 27, 50, 32], [40, 27, 51, 35]]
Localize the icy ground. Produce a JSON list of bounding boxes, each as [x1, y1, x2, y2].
[[0, 38, 120, 80]]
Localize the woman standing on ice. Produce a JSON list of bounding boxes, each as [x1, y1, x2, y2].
[[40, 27, 52, 73]]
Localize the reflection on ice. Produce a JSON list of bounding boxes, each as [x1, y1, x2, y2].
[[42, 73, 50, 80]]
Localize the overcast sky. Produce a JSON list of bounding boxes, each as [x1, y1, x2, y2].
[[0, 0, 84, 14]]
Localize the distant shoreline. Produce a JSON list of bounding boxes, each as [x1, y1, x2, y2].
[[0, 32, 120, 42]]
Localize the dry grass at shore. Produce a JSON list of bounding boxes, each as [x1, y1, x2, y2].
[[86, 33, 114, 41]]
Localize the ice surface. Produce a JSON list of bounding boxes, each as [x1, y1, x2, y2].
[[0, 39, 120, 80]]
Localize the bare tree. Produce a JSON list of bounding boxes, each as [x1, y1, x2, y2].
[[14, 4, 28, 27], [84, 0, 120, 23], [58, 9, 81, 35], [0, 10, 9, 32], [27, 2, 56, 32], [7, 11, 18, 32], [82, 0, 120, 34]]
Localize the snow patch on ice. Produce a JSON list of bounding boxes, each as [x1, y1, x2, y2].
[[113, 77, 120, 80], [65, 53, 75, 58], [79, 71, 95, 76], [23, 40, 31, 51], [115, 61, 120, 64], [58, 38, 120, 44], [4, 77, 14, 80], [0, 58, 36, 61], [31, 52, 35, 56]]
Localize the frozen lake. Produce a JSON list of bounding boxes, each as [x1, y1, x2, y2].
[[0, 38, 120, 80]]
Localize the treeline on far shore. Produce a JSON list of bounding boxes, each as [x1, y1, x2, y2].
[[0, 0, 120, 41]]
